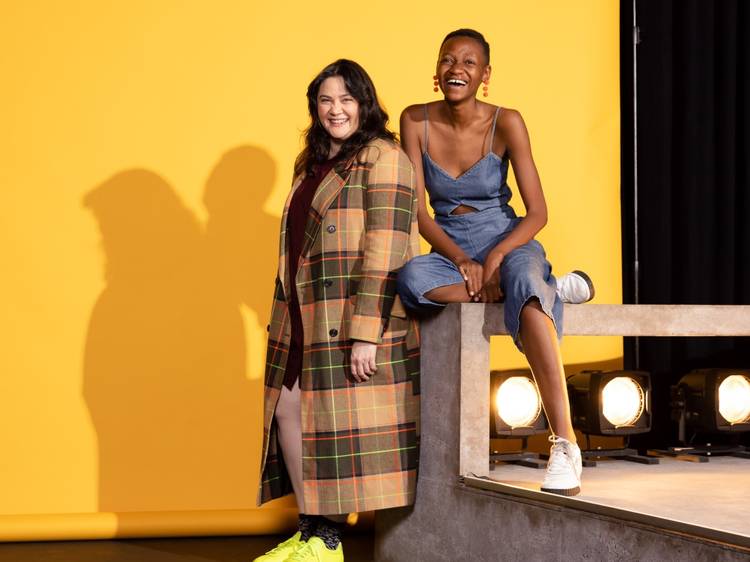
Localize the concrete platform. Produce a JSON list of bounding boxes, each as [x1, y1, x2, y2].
[[374, 304, 750, 561], [482, 455, 750, 544]]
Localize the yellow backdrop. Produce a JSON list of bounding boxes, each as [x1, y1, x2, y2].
[[0, 1, 620, 541]]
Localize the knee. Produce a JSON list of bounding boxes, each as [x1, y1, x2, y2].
[[502, 264, 541, 294]]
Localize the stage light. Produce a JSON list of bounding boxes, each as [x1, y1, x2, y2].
[[718, 374, 750, 425], [490, 370, 547, 437], [675, 369, 750, 433], [496, 376, 541, 428], [601, 376, 645, 427], [567, 370, 652, 436]]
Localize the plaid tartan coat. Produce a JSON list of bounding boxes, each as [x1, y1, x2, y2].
[[257, 138, 421, 515]]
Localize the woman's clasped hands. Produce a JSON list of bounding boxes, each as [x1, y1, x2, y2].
[[456, 250, 505, 303]]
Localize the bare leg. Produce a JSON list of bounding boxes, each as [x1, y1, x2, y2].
[[430, 284, 573, 439], [275, 379, 305, 512], [424, 282, 471, 303], [276, 380, 349, 522], [519, 299, 576, 443]]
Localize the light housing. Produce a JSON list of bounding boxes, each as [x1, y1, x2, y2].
[[676, 369, 750, 433], [567, 370, 652, 436], [490, 370, 548, 437]]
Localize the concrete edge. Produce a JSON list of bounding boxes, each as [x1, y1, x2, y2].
[[463, 475, 750, 551]]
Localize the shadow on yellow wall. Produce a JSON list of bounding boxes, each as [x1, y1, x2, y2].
[[82, 146, 280, 511]]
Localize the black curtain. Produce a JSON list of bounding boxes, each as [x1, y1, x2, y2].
[[620, 0, 750, 448]]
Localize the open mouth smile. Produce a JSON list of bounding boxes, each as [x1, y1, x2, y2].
[[446, 78, 468, 87], [328, 117, 349, 127]]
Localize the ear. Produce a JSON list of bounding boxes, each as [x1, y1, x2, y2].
[[483, 64, 492, 84]]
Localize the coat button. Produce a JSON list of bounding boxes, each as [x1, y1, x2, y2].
[[326, 224, 336, 233], [329, 329, 338, 337], [266, 324, 270, 332], [323, 279, 333, 287]]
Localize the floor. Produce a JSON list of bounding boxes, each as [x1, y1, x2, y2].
[[3, 458, 747, 560], [487, 454, 750, 539], [0, 533, 375, 562]]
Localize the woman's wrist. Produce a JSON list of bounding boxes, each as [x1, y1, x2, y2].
[[451, 252, 471, 265], [487, 247, 506, 265]]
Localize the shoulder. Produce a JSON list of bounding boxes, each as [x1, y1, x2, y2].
[[355, 138, 414, 186], [356, 137, 408, 164], [400, 103, 427, 124], [496, 107, 526, 133], [399, 102, 440, 131]]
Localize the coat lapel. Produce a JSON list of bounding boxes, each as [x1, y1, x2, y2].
[[299, 162, 350, 259], [278, 159, 352, 300]]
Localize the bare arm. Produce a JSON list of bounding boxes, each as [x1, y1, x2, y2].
[[489, 109, 548, 259], [400, 106, 484, 298], [480, 109, 548, 296]]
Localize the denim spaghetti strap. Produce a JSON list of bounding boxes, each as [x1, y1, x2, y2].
[[488, 106, 500, 154]]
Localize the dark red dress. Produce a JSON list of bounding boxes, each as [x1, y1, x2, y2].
[[283, 160, 335, 390]]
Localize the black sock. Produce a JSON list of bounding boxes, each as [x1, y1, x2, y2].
[[314, 517, 343, 550], [298, 513, 319, 542]]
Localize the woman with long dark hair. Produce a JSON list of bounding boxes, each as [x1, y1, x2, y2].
[[397, 29, 592, 496], [255, 59, 420, 561]]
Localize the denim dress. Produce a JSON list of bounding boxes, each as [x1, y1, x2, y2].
[[396, 106, 562, 350]]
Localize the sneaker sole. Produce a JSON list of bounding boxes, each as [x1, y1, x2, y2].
[[570, 270, 595, 302], [541, 485, 581, 496]]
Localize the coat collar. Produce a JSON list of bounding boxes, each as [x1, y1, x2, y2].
[[278, 158, 354, 299]]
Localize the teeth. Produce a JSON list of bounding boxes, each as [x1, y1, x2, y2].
[[447, 79, 467, 86]]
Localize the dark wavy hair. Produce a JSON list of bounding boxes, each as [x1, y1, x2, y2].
[[441, 28, 491, 64], [294, 59, 397, 178]]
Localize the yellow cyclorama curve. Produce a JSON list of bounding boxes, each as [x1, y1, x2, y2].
[[0, 1, 620, 541], [0, 510, 298, 542]]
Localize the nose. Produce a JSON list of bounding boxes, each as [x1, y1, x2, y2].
[[329, 99, 343, 114]]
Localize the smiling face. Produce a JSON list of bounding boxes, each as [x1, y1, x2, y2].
[[316, 76, 360, 152], [436, 36, 491, 102]]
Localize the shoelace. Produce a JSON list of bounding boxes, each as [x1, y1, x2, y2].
[[546, 436, 575, 475], [288, 541, 317, 562]]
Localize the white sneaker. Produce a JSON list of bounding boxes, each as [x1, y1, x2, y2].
[[541, 436, 582, 496], [556, 270, 595, 304]]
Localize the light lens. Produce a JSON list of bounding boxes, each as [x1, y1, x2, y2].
[[602, 376, 644, 427], [496, 376, 541, 428], [718, 374, 750, 424]]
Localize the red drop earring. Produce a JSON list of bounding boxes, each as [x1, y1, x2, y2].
[[482, 82, 489, 97], [433, 74, 439, 92]]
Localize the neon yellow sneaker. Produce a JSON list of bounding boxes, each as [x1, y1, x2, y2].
[[253, 531, 304, 561], [287, 536, 343, 561]]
